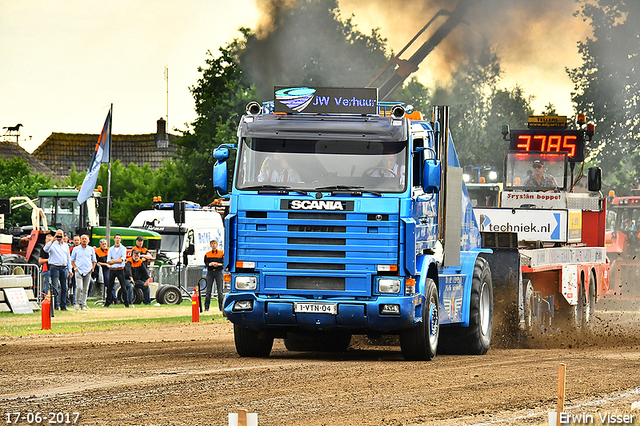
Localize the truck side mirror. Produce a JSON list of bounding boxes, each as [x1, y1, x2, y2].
[[422, 159, 441, 192], [213, 147, 231, 195], [588, 167, 602, 192]]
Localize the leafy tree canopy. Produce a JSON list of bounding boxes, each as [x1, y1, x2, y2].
[[430, 44, 534, 174], [568, 0, 640, 191]]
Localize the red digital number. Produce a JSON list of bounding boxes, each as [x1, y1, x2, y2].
[[547, 135, 561, 152], [516, 135, 531, 150], [562, 135, 577, 157]]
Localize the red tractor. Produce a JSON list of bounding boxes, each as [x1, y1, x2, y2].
[[605, 189, 640, 299]]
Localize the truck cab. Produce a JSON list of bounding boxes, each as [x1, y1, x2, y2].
[[213, 87, 492, 361]]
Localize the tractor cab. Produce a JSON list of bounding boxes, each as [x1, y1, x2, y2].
[[38, 188, 100, 237]]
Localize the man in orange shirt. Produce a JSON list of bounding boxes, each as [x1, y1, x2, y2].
[[131, 236, 153, 263], [125, 250, 152, 305], [204, 239, 224, 314]]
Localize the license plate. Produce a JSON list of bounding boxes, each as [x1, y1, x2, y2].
[[294, 302, 338, 315]]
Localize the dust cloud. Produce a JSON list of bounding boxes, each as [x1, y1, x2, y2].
[[251, 0, 594, 112]]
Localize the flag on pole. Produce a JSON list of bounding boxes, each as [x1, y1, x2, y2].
[[77, 109, 111, 204]]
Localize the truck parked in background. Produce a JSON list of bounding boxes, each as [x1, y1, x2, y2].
[[213, 87, 494, 361], [130, 199, 224, 266]]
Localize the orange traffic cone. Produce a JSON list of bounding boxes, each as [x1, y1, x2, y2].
[[41, 295, 51, 330], [192, 289, 200, 323]]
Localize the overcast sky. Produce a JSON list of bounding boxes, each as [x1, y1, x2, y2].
[[1, 0, 590, 154]]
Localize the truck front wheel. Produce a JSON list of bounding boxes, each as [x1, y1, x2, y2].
[[439, 257, 493, 355], [400, 278, 439, 361], [234, 325, 274, 357]]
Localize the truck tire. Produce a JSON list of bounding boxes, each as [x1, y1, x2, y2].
[[133, 288, 144, 305], [234, 325, 274, 357], [160, 286, 182, 305], [439, 257, 493, 355], [155, 286, 167, 304], [284, 331, 351, 352], [399, 278, 439, 361]]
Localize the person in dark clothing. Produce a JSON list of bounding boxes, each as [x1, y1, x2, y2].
[[204, 239, 224, 314], [125, 250, 152, 305]]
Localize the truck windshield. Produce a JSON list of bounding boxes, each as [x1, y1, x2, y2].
[[235, 137, 407, 193], [503, 152, 567, 192]]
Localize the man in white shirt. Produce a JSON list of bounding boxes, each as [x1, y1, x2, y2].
[[70, 235, 96, 310], [105, 234, 131, 307]]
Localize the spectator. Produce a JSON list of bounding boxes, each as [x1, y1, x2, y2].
[[131, 236, 153, 263], [70, 235, 96, 311], [39, 232, 55, 300], [43, 229, 72, 311], [125, 250, 152, 305], [105, 234, 131, 308], [94, 238, 114, 303], [67, 234, 81, 306], [204, 239, 224, 314]]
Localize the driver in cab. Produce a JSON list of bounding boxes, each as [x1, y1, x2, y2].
[[368, 154, 405, 185], [523, 159, 558, 189], [257, 153, 301, 183]]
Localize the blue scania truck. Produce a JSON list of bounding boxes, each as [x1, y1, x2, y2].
[[213, 87, 493, 360]]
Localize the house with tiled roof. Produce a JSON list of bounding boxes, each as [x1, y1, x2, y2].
[[0, 140, 53, 175], [33, 118, 179, 178]]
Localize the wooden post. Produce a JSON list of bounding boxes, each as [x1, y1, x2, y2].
[[238, 409, 247, 426], [557, 363, 566, 426]]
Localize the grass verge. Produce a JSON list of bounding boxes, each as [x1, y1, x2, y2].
[[0, 299, 222, 337]]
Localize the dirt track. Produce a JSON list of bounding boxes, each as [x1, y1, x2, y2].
[[1, 309, 640, 426]]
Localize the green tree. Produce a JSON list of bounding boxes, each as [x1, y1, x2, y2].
[[568, 0, 640, 191], [0, 157, 55, 226], [177, 46, 256, 204], [429, 44, 533, 174], [393, 77, 432, 117]]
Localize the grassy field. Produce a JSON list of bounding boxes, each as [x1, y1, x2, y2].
[[0, 299, 223, 337]]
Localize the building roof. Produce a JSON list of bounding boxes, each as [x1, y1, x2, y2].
[[32, 119, 178, 178], [0, 141, 53, 175]]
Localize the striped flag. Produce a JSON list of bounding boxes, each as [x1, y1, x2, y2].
[[77, 109, 111, 204]]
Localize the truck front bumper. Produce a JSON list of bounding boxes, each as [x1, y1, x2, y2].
[[223, 293, 424, 334]]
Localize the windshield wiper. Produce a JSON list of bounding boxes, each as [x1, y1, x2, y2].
[[242, 185, 307, 195], [314, 185, 381, 197]]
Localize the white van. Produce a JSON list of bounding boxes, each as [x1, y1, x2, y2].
[[130, 202, 224, 267]]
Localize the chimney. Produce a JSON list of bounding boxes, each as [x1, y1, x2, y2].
[[155, 118, 169, 148]]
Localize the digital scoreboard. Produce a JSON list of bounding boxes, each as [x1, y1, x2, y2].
[[509, 129, 585, 163]]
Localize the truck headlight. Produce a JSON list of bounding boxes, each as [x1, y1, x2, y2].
[[378, 278, 401, 294], [235, 276, 257, 290]]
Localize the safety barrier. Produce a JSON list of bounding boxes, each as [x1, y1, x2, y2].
[[148, 264, 207, 292], [0, 262, 41, 309]]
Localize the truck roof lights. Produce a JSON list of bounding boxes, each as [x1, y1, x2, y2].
[[577, 113, 586, 126]]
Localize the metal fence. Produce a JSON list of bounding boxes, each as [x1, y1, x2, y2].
[[0, 262, 42, 302], [148, 264, 208, 292]]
